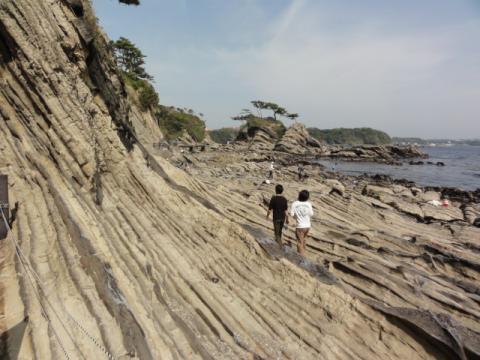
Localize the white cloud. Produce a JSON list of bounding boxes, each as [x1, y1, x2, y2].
[[207, 3, 480, 137], [140, 0, 480, 138]]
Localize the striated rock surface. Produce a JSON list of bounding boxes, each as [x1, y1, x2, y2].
[[274, 122, 322, 155], [324, 144, 428, 163], [236, 125, 277, 152], [186, 149, 480, 360], [0, 1, 479, 360]]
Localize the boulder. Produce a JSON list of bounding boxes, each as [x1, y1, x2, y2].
[[421, 204, 464, 222], [323, 144, 427, 162], [236, 126, 276, 152], [418, 191, 441, 202], [274, 123, 322, 154], [325, 179, 346, 196]]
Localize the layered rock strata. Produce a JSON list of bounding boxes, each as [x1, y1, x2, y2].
[[0, 1, 479, 360], [274, 123, 322, 155], [184, 149, 480, 360], [322, 144, 427, 163]]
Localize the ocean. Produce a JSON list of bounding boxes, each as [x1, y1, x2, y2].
[[317, 145, 480, 191]]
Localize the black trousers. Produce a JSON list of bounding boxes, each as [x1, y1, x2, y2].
[[273, 219, 285, 246]]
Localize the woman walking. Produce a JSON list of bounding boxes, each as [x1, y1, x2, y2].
[[290, 190, 313, 255]]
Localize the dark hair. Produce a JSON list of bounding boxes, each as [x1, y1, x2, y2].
[[298, 190, 309, 202], [275, 184, 284, 194]]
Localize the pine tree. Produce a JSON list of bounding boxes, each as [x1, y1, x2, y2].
[[111, 37, 153, 81]]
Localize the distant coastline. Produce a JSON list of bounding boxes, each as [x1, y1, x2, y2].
[[209, 125, 480, 147], [393, 137, 480, 147]]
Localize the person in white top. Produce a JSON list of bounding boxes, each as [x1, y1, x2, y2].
[[290, 190, 313, 255], [268, 161, 274, 179]]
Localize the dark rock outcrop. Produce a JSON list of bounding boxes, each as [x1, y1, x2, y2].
[[236, 125, 277, 151], [325, 144, 427, 162]]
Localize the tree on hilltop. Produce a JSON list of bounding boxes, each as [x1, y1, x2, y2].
[[251, 101, 290, 120], [264, 102, 287, 120], [119, 0, 140, 5], [251, 100, 268, 118], [231, 109, 253, 123], [287, 113, 299, 123], [234, 101, 297, 124]]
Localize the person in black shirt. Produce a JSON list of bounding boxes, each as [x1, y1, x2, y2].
[[266, 184, 289, 246]]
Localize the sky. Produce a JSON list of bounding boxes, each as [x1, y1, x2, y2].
[[92, 0, 480, 139]]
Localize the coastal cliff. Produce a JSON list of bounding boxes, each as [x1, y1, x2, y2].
[[1, 1, 479, 360]]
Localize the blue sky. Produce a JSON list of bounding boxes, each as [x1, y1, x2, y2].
[[92, 0, 480, 138]]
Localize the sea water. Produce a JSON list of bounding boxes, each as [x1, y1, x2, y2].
[[317, 145, 480, 191]]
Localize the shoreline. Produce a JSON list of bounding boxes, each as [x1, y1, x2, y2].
[[164, 145, 480, 359], [168, 145, 480, 226]]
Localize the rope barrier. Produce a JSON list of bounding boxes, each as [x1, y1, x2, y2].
[[1, 207, 117, 359], [1, 207, 72, 360]]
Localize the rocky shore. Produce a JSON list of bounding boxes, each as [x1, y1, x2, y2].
[[1, 1, 479, 359], [170, 145, 480, 357], [229, 122, 428, 164]]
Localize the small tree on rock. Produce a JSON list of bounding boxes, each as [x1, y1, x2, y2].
[[232, 109, 253, 123], [119, 0, 140, 5], [112, 37, 153, 81], [287, 113, 299, 123], [264, 102, 287, 120], [251, 100, 268, 118]]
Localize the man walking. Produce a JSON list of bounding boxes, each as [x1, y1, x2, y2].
[[266, 184, 289, 247]]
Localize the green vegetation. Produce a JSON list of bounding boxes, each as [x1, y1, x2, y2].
[[233, 100, 298, 123], [156, 106, 206, 142], [208, 127, 239, 144], [111, 37, 152, 81], [122, 72, 159, 111], [308, 127, 392, 145], [230, 101, 292, 140], [111, 37, 206, 141], [119, 0, 140, 4], [250, 101, 288, 120], [112, 37, 159, 110], [243, 116, 286, 138]]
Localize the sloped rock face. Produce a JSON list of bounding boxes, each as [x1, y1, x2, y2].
[[189, 150, 480, 360], [1, 1, 479, 360], [274, 123, 322, 154], [177, 128, 196, 144], [236, 125, 276, 151], [125, 86, 164, 146]]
